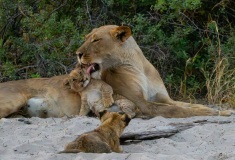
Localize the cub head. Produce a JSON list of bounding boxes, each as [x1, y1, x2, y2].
[[99, 110, 131, 127], [76, 25, 132, 79], [63, 66, 91, 92]]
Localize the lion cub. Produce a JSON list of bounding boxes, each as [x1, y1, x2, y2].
[[59, 110, 131, 153], [64, 67, 114, 116]]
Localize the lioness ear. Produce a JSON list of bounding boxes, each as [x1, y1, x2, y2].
[[110, 26, 132, 42], [63, 78, 70, 87]]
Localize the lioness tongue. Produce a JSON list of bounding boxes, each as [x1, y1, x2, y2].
[[86, 64, 94, 74]]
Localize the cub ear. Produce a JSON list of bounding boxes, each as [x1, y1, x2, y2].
[[122, 114, 131, 126], [110, 26, 132, 42], [98, 110, 107, 119]]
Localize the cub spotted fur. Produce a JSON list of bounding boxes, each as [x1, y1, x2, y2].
[[64, 67, 114, 116], [59, 110, 131, 153]]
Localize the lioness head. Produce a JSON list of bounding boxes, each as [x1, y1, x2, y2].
[[64, 66, 91, 92], [76, 25, 133, 78]]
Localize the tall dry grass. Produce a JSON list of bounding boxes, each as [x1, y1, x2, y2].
[[201, 21, 235, 108]]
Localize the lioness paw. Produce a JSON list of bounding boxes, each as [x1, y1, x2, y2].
[[219, 110, 235, 116]]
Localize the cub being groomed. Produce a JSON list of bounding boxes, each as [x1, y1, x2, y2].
[[64, 67, 114, 116], [59, 110, 131, 153]]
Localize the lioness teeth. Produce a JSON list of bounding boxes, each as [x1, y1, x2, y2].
[[92, 66, 95, 70]]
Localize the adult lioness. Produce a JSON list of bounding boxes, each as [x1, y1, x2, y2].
[[76, 25, 233, 118], [0, 75, 82, 118]]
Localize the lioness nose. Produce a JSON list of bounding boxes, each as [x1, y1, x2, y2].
[[76, 52, 83, 59]]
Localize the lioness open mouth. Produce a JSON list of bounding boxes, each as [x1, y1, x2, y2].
[[82, 63, 100, 74]]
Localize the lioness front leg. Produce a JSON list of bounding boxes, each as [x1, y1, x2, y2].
[[100, 82, 114, 108], [79, 95, 90, 116], [104, 71, 221, 118], [146, 101, 231, 118]]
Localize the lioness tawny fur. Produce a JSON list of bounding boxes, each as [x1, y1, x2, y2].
[[77, 25, 234, 118], [0, 25, 234, 118]]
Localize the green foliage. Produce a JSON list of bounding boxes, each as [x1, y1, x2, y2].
[[30, 73, 41, 78], [156, 0, 201, 11], [0, 0, 235, 105], [2, 62, 16, 79]]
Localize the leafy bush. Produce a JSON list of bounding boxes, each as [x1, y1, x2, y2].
[[0, 0, 235, 106]]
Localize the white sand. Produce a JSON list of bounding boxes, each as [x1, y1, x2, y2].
[[1, 115, 235, 160]]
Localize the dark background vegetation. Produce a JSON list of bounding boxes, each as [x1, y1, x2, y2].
[[1, 0, 235, 106]]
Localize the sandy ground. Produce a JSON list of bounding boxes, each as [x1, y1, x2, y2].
[[1, 115, 235, 160]]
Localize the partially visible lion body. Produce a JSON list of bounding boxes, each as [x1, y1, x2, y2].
[[72, 78, 115, 116], [77, 25, 233, 118], [64, 68, 114, 116], [0, 75, 81, 118], [0, 70, 135, 118]]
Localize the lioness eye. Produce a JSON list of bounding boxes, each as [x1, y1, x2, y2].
[[92, 38, 101, 43]]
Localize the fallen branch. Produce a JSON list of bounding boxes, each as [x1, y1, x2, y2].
[[120, 119, 232, 144]]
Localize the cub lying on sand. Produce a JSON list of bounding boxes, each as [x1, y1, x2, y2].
[[59, 110, 131, 153], [64, 67, 114, 116]]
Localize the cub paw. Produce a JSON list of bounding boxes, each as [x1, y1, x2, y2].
[[118, 146, 123, 153], [103, 97, 114, 108]]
